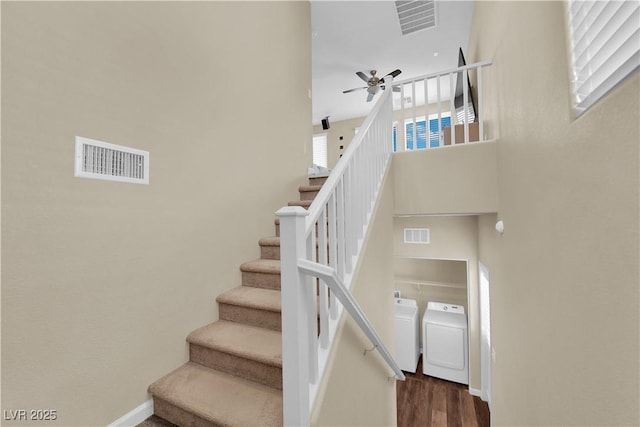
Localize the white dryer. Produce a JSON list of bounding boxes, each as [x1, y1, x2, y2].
[[422, 301, 469, 385]]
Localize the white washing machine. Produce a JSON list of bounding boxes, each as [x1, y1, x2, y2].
[[394, 298, 420, 373], [422, 301, 469, 385]]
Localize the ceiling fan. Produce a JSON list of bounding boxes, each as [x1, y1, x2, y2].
[[342, 69, 402, 102]]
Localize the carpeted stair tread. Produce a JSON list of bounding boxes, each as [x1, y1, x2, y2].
[[308, 175, 328, 186], [258, 236, 280, 247], [298, 185, 323, 201], [298, 184, 323, 193], [259, 237, 281, 260], [288, 200, 313, 209], [216, 286, 281, 312], [240, 258, 281, 274], [148, 362, 282, 426], [188, 320, 282, 368]]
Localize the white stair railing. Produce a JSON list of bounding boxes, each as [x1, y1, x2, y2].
[[277, 74, 401, 427], [392, 61, 492, 150]]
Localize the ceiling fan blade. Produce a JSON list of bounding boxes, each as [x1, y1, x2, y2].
[[356, 71, 370, 83], [366, 92, 375, 102], [343, 86, 368, 93], [380, 69, 402, 84]]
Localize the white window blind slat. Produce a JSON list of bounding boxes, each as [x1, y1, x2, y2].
[[576, 26, 640, 99], [573, 1, 605, 43], [578, 50, 640, 107], [570, 0, 590, 21], [568, 0, 640, 114], [312, 134, 328, 168], [574, 1, 625, 61]]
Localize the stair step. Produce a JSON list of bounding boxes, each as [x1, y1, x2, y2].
[[149, 362, 282, 426], [259, 237, 280, 260], [288, 199, 313, 209], [298, 184, 323, 201], [217, 286, 281, 331], [240, 259, 281, 290], [309, 175, 328, 186], [188, 320, 282, 389]]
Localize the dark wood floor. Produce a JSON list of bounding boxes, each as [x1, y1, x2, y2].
[[397, 356, 490, 427], [136, 415, 177, 427]]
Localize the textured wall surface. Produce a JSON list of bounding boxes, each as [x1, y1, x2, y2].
[[468, 1, 639, 424], [1, 2, 311, 425]]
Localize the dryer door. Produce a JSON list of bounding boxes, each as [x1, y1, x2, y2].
[[425, 324, 465, 370]]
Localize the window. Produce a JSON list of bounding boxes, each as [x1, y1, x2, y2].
[[312, 133, 328, 168], [399, 114, 452, 151], [567, 1, 639, 115], [392, 123, 397, 152]]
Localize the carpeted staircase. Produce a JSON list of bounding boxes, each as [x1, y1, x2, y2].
[[143, 176, 327, 427]]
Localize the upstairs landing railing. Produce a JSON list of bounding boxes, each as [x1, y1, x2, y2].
[[392, 60, 492, 151], [277, 74, 401, 427]]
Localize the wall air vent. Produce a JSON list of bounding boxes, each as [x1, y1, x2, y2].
[[395, 0, 437, 35], [404, 228, 430, 244], [74, 136, 149, 184]]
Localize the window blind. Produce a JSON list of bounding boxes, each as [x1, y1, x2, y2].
[[405, 116, 452, 150], [568, 0, 639, 114], [429, 116, 451, 147], [312, 134, 328, 168]]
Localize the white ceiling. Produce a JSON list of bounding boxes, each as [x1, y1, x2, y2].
[[311, 0, 475, 125]]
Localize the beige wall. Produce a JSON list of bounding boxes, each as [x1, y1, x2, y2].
[[313, 116, 365, 170], [312, 162, 397, 427], [393, 141, 499, 215], [393, 215, 481, 390], [1, 2, 311, 426], [469, 1, 639, 425]]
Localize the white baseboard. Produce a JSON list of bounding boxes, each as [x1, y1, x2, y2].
[[469, 387, 482, 398], [108, 399, 153, 427]]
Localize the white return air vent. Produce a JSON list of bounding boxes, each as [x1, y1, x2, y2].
[[395, 0, 437, 36], [74, 136, 149, 184], [404, 228, 430, 244]]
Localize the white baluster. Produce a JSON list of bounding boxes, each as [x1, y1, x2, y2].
[[478, 66, 484, 141], [336, 177, 346, 280], [437, 75, 442, 146], [424, 77, 431, 148], [411, 81, 417, 150], [306, 229, 318, 383], [318, 207, 330, 349], [400, 84, 406, 151], [327, 193, 338, 319], [449, 72, 456, 145], [463, 68, 469, 143]]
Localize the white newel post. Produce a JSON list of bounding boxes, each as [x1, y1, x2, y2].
[[276, 206, 311, 427]]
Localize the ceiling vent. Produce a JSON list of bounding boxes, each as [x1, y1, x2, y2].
[[74, 136, 149, 184], [395, 0, 437, 35]]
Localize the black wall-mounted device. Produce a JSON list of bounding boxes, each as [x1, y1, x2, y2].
[[321, 116, 330, 130]]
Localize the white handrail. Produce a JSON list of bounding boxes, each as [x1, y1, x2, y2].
[[297, 259, 405, 381], [278, 74, 396, 427], [392, 60, 492, 86], [305, 79, 394, 230]]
